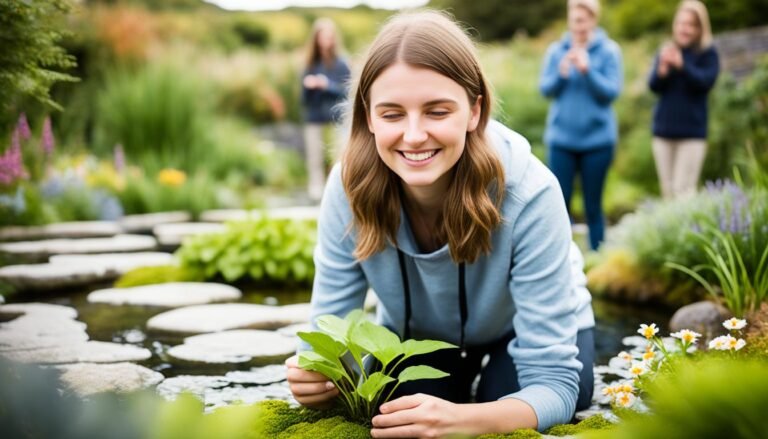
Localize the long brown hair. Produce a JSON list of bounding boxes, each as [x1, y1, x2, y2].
[[305, 18, 342, 68], [342, 11, 505, 264]]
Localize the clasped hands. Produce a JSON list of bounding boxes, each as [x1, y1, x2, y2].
[[559, 46, 589, 77]]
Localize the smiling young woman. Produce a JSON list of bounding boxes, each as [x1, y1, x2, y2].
[[286, 10, 596, 438]]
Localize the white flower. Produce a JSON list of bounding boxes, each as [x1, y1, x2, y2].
[[617, 351, 633, 362], [728, 337, 747, 351], [629, 361, 648, 377], [723, 318, 747, 331], [638, 323, 659, 339], [671, 329, 702, 345], [708, 335, 730, 351], [615, 391, 636, 408]]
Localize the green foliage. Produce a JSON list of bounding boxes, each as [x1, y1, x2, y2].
[[114, 265, 204, 288], [231, 17, 270, 48], [434, 0, 564, 40], [176, 217, 317, 285], [592, 175, 767, 301], [475, 415, 612, 438], [298, 310, 455, 425], [277, 416, 371, 439], [0, 0, 78, 113], [582, 357, 768, 439], [114, 169, 219, 217], [92, 62, 214, 173]]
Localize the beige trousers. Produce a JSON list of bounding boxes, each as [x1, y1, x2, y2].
[[303, 123, 345, 201], [652, 137, 707, 200]]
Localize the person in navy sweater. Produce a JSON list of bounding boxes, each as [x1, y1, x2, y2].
[[649, 0, 719, 200], [539, 0, 622, 251], [301, 18, 351, 202]]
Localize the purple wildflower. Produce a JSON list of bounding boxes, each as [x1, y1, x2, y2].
[[16, 113, 31, 141], [113, 143, 125, 173], [0, 131, 28, 186], [41, 116, 55, 155]]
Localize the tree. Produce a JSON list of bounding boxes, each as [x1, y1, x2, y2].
[[0, 0, 78, 112]]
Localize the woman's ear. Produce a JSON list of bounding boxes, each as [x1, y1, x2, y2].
[[467, 95, 483, 133]]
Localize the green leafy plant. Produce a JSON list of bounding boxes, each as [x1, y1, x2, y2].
[[176, 217, 316, 285], [667, 225, 768, 318], [298, 310, 455, 425]]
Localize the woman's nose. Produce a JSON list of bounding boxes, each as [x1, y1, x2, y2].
[[403, 118, 428, 145]]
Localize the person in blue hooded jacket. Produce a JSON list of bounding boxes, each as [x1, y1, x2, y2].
[[649, 0, 719, 200], [540, 0, 622, 250], [285, 11, 596, 437]]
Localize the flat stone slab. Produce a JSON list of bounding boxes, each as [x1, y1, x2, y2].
[[50, 252, 174, 272], [157, 367, 294, 411], [0, 234, 157, 260], [147, 303, 311, 335], [55, 362, 164, 396], [167, 329, 296, 364], [152, 222, 226, 246], [0, 221, 123, 241], [0, 263, 112, 291], [199, 206, 319, 223], [88, 282, 241, 308], [0, 303, 88, 352], [120, 211, 192, 233], [2, 340, 151, 364]]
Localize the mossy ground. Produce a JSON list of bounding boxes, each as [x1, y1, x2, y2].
[[253, 401, 612, 439]]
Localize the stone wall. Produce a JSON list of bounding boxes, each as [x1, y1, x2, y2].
[[713, 26, 768, 80]]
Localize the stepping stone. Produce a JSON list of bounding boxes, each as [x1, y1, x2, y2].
[[152, 222, 226, 247], [276, 323, 311, 337], [0, 263, 112, 291], [147, 303, 311, 335], [199, 206, 319, 223], [167, 329, 296, 364], [0, 303, 88, 352], [0, 234, 157, 261], [55, 362, 164, 396], [224, 364, 286, 385], [88, 282, 241, 308], [120, 211, 192, 233], [157, 374, 294, 411], [50, 252, 174, 273], [0, 221, 122, 241], [2, 340, 151, 364]]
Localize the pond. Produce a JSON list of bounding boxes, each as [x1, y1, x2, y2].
[[8, 286, 674, 376]]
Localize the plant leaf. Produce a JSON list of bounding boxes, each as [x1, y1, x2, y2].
[[298, 351, 344, 381], [297, 331, 347, 363], [356, 372, 395, 402], [350, 321, 403, 368], [316, 314, 351, 344], [397, 365, 449, 383], [401, 339, 457, 360]]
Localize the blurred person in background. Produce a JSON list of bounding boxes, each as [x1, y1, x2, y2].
[[540, 0, 622, 251], [649, 0, 719, 200], [301, 18, 351, 202]]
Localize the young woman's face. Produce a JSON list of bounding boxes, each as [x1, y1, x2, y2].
[[568, 6, 596, 45], [673, 9, 701, 48], [316, 26, 336, 53], [366, 62, 481, 192]]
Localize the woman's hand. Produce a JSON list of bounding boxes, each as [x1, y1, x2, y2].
[[285, 355, 339, 408], [559, 55, 571, 78], [571, 48, 589, 74], [370, 394, 464, 438]]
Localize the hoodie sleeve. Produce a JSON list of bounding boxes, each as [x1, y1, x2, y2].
[[300, 165, 368, 350], [324, 59, 351, 98], [681, 48, 719, 92], [584, 40, 623, 104], [501, 167, 581, 432], [540, 43, 568, 98]]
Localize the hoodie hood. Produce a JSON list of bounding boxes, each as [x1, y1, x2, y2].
[[560, 27, 608, 51]]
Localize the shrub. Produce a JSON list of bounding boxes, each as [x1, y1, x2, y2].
[[176, 217, 317, 285], [92, 62, 214, 173], [114, 168, 218, 217]]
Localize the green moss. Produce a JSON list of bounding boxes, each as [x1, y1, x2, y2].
[[477, 428, 540, 438], [114, 265, 203, 288], [251, 400, 353, 438], [277, 416, 370, 439], [545, 415, 613, 436]]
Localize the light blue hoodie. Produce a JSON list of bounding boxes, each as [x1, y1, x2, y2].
[[540, 28, 623, 150], [307, 120, 595, 431]]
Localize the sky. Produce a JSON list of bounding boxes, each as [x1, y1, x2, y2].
[[204, 0, 429, 11]]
